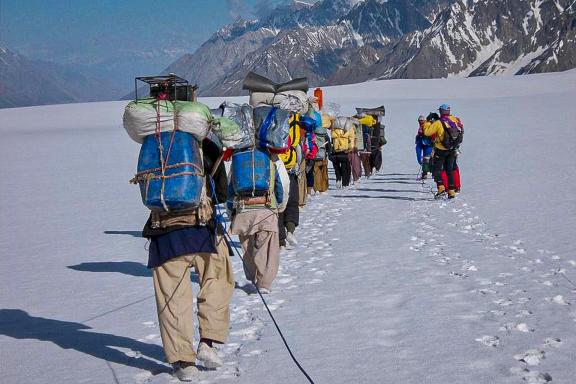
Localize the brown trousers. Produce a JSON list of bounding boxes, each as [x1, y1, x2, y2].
[[152, 235, 234, 364], [360, 152, 372, 177], [349, 151, 361, 182], [231, 209, 280, 290], [298, 160, 307, 207], [313, 159, 329, 192]]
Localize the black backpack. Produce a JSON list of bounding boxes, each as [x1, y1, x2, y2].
[[440, 118, 463, 150]]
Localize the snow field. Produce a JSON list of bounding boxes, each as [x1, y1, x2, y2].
[[0, 70, 575, 383]]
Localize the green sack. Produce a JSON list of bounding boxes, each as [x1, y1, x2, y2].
[[213, 117, 243, 148]]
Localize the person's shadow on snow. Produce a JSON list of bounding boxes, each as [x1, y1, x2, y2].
[[68, 261, 152, 277], [0, 309, 169, 374], [67, 262, 200, 283]]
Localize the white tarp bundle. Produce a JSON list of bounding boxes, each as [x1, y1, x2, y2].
[[331, 116, 357, 132], [123, 98, 213, 143], [249, 90, 309, 115]]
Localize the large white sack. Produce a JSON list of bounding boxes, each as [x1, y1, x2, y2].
[[123, 99, 176, 144], [174, 101, 214, 141], [332, 116, 357, 132], [123, 98, 214, 143], [249, 90, 309, 114]]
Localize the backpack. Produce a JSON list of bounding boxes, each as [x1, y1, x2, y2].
[[278, 114, 301, 169], [332, 128, 350, 152], [254, 106, 290, 152], [440, 117, 463, 150], [314, 133, 329, 160], [305, 132, 318, 160]]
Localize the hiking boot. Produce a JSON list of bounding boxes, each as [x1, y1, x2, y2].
[[286, 231, 298, 246], [258, 286, 271, 294], [455, 188, 461, 193], [197, 342, 223, 369], [434, 185, 446, 199], [421, 172, 428, 180], [448, 189, 456, 199], [172, 361, 199, 381]]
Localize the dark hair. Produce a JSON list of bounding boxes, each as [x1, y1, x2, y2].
[[426, 112, 440, 122]]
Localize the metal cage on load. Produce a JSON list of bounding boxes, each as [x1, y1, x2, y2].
[[134, 73, 198, 102]]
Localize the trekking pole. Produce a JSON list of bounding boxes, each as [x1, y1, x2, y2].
[[207, 175, 316, 384], [210, 147, 227, 178], [416, 164, 423, 181]]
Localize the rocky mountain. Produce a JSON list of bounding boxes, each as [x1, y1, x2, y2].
[[359, 0, 576, 81], [0, 46, 122, 109], [164, 0, 576, 96], [166, 0, 434, 96]]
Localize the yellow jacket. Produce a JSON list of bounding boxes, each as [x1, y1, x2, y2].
[[424, 115, 462, 151], [423, 120, 441, 148], [348, 127, 356, 150], [332, 128, 354, 152]]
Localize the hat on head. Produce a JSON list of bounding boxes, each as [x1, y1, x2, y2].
[[438, 103, 450, 113], [418, 115, 426, 121]]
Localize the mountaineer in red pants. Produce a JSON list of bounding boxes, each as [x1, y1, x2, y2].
[[424, 104, 464, 199]]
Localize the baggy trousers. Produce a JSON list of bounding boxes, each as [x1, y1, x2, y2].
[[360, 152, 372, 178], [348, 151, 361, 182], [313, 159, 329, 192], [332, 152, 351, 186], [433, 148, 457, 189], [370, 149, 383, 172], [152, 235, 234, 364], [231, 209, 280, 290], [277, 173, 300, 244], [298, 160, 307, 207]]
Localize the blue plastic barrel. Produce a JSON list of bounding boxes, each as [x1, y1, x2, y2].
[[136, 131, 204, 211], [231, 148, 270, 197]]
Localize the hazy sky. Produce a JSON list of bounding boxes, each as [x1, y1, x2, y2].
[[0, 0, 314, 94], [0, 0, 291, 59]]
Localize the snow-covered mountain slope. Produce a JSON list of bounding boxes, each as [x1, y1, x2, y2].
[[167, 0, 433, 96], [1, 71, 575, 383], [358, 0, 576, 80], [165, 0, 575, 95]]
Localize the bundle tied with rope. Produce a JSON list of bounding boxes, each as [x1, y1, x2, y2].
[[124, 79, 255, 213], [244, 71, 310, 115]]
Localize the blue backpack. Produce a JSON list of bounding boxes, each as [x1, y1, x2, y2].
[[254, 106, 290, 152]]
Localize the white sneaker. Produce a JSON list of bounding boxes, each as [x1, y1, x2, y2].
[[336, 180, 342, 188], [286, 232, 298, 246], [197, 342, 223, 368], [172, 361, 199, 381]]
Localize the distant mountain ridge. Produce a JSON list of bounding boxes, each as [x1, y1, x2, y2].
[[164, 0, 576, 96], [0, 46, 122, 109]]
